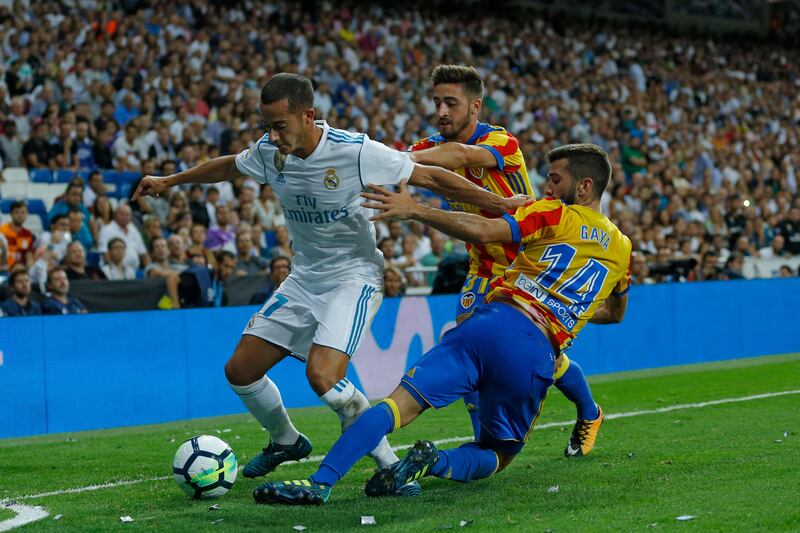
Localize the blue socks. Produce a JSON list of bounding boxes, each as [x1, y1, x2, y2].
[[308, 399, 500, 487], [429, 442, 498, 482], [311, 402, 396, 487], [462, 392, 481, 438], [555, 359, 599, 420]]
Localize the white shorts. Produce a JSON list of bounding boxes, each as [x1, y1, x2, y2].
[[242, 274, 383, 361]]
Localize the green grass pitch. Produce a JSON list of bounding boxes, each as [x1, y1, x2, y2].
[[2, 353, 799, 531]]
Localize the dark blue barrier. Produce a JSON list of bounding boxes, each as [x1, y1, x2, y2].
[[1, 278, 797, 438]]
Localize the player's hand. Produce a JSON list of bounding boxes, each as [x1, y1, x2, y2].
[[361, 182, 417, 221], [503, 194, 535, 213], [131, 175, 172, 201]]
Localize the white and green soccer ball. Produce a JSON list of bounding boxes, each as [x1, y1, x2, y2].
[[172, 435, 238, 499]]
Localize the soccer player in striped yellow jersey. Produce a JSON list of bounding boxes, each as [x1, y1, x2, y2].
[[410, 65, 605, 457], [409, 65, 532, 323], [252, 144, 632, 505]]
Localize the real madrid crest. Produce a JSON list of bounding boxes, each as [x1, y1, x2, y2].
[[274, 151, 287, 172], [324, 168, 340, 190]]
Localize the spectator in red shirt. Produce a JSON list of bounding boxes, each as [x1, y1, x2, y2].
[[0, 201, 35, 269]]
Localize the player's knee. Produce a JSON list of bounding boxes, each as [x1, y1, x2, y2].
[[224, 354, 260, 386], [305, 363, 340, 395], [223, 357, 244, 385], [494, 451, 516, 473]]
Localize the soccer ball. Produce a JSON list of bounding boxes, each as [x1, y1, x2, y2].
[[172, 435, 238, 499]]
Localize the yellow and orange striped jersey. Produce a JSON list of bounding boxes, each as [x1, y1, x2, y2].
[[486, 198, 632, 352], [411, 123, 533, 279]]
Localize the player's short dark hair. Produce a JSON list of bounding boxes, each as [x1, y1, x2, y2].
[[545, 143, 612, 200], [430, 65, 484, 100], [10, 200, 26, 212], [260, 73, 314, 112]]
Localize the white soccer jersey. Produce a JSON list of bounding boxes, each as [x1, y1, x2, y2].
[[235, 121, 414, 282]]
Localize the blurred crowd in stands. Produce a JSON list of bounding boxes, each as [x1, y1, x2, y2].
[[1, 0, 799, 316]]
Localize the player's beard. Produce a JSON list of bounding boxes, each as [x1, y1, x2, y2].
[[440, 113, 472, 141], [562, 181, 579, 205]]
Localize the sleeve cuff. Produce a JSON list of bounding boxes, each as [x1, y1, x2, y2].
[[477, 144, 505, 171], [502, 213, 521, 243], [612, 285, 631, 296], [234, 152, 248, 176], [398, 153, 415, 181]]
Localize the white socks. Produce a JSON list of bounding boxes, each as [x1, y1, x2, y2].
[[320, 378, 400, 469], [229, 375, 300, 446]]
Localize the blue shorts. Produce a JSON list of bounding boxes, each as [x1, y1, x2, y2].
[[400, 302, 556, 455], [456, 275, 492, 321]]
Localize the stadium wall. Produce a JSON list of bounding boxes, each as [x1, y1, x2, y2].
[[1, 278, 797, 439]]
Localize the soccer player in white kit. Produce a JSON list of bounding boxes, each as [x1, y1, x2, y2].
[[132, 73, 528, 499]]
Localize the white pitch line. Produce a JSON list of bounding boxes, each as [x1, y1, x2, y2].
[[0, 504, 49, 532], [4, 389, 799, 505]]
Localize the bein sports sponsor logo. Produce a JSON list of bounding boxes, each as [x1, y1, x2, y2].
[[514, 273, 548, 301], [513, 273, 578, 330]]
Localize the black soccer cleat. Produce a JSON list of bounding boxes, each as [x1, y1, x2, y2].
[[364, 440, 437, 497], [242, 434, 313, 478]]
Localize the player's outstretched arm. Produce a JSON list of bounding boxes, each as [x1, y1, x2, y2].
[[362, 183, 513, 244], [131, 155, 242, 200], [406, 163, 530, 215], [409, 143, 497, 170]]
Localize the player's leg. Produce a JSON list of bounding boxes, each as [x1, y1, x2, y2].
[[416, 302, 555, 484], [253, 385, 427, 505], [309, 281, 406, 470], [311, 385, 426, 488], [231, 277, 317, 477], [554, 354, 603, 457], [456, 274, 490, 438], [305, 343, 403, 473], [253, 316, 479, 504]]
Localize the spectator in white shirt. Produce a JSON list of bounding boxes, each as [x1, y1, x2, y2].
[[98, 204, 148, 270], [758, 235, 789, 259], [101, 237, 136, 280], [111, 122, 141, 170]]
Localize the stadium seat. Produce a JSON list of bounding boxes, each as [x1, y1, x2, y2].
[[87, 252, 101, 268], [120, 171, 141, 183], [27, 183, 63, 211], [264, 230, 278, 249], [102, 170, 122, 185], [26, 212, 44, 236], [1, 168, 29, 183], [116, 182, 133, 200], [26, 199, 50, 231], [54, 169, 80, 183], [29, 169, 54, 183], [0, 182, 28, 199]]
